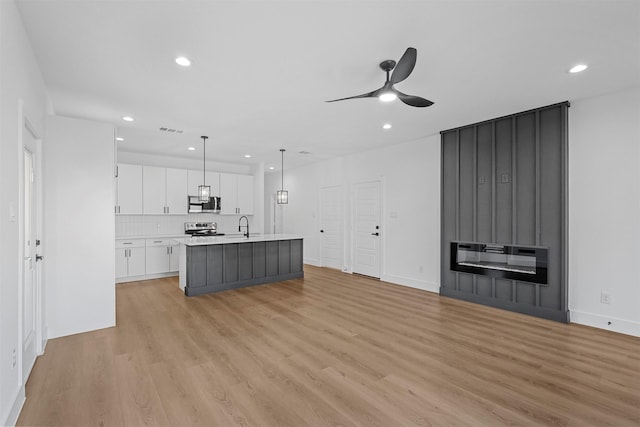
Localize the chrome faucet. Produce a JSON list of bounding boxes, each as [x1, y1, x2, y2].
[[238, 216, 250, 238]]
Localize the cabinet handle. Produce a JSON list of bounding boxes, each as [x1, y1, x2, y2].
[[167, 206, 169, 214], [118, 206, 121, 214], [170, 247, 173, 254], [123, 242, 132, 245], [154, 240, 162, 243]]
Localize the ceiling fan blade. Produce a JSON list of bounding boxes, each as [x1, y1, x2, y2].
[[390, 47, 417, 85], [325, 89, 380, 103], [396, 90, 434, 108]]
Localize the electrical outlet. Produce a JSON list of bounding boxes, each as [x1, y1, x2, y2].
[[501, 173, 510, 183], [600, 292, 611, 305], [479, 176, 485, 184], [11, 348, 16, 368]]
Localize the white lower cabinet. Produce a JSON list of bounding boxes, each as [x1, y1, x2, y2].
[[170, 242, 180, 271], [117, 238, 183, 281], [145, 239, 180, 274], [115, 239, 146, 279]]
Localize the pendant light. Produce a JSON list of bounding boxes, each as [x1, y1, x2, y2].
[[277, 148, 288, 204], [198, 136, 210, 202]]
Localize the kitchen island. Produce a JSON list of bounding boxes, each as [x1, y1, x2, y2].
[[178, 234, 304, 296]]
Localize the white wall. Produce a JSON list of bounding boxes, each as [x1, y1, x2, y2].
[[44, 116, 116, 339], [0, 1, 49, 424], [0, 1, 48, 425], [568, 87, 640, 336], [266, 135, 441, 292], [118, 150, 252, 175]]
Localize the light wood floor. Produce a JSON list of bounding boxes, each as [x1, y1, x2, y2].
[[18, 266, 640, 426]]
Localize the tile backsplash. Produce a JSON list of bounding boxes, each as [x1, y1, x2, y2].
[[115, 214, 252, 237]]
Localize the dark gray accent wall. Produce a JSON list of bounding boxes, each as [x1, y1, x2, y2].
[[440, 102, 569, 322]]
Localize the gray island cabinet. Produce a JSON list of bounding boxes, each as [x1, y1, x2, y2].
[[179, 235, 303, 296]]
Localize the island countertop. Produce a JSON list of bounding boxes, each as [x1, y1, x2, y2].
[[183, 234, 304, 246]]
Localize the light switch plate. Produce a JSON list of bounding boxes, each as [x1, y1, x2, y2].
[[501, 173, 510, 183]]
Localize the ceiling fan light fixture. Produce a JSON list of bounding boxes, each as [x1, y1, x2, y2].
[[379, 91, 397, 102]]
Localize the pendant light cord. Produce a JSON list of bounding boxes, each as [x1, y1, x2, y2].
[[202, 136, 208, 185], [280, 149, 285, 191]]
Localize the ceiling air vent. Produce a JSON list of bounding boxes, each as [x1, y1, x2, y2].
[[159, 127, 184, 134]]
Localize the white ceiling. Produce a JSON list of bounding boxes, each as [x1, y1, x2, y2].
[[17, 0, 640, 170]]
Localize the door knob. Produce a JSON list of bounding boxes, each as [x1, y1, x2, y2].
[[320, 230, 324, 233], [371, 232, 379, 236], [36, 255, 44, 262]]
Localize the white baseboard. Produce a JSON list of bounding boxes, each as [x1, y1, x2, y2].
[[2, 383, 25, 427], [380, 274, 439, 293], [303, 258, 321, 267], [570, 310, 640, 337], [116, 271, 177, 284]]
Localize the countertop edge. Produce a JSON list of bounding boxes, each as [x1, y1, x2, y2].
[[184, 234, 304, 246]]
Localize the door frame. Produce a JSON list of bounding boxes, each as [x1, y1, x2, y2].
[[350, 178, 385, 278], [17, 100, 45, 387]]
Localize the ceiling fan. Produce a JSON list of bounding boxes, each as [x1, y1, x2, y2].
[[326, 47, 434, 108]]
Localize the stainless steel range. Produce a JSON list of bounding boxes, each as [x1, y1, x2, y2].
[[184, 222, 225, 237]]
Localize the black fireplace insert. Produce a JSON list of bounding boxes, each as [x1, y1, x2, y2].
[[450, 241, 548, 285]]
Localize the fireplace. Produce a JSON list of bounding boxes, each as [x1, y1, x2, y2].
[[450, 242, 548, 285]]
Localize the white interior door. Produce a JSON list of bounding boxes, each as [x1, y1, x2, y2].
[[353, 181, 381, 278], [22, 136, 38, 381], [320, 185, 343, 270]]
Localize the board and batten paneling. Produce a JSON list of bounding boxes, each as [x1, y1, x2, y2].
[[440, 102, 569, 322]]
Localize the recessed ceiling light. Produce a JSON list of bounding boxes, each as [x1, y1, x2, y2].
[[383, 123, 392, 130], [244, 154, 252, 158], [187, 147, 196, 151], [268, 166, 275, 170], [116, 137, 124, 141], [122, 116, 134, 122], [569, 64, 588, 73], [175, 56, 191, 67]]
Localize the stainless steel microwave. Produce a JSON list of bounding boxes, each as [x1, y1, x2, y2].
[[188, 196, 221, 213]]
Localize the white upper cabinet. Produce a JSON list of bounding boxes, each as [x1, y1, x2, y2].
[[219, 173, 237, 215], [220, 173, 254, 215], [166, 168, 188, 214], [187, 170, 220, 197], [143, 166, 188, 214], [237, 174, 254, 215], [143, 166, 166, 214], [116, 164, 143, 214]]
